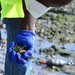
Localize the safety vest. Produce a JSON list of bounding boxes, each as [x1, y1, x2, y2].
[[0, 0, 24, 18]]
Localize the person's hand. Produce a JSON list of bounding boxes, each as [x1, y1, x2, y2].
[[7, 30, 35, 65]]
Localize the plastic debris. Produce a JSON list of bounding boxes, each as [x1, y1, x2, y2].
[[41, 59, 74, 66]]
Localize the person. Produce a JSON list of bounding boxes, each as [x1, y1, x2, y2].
[[0, 0, 72, 75]]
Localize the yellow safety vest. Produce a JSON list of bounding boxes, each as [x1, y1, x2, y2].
[[0, 0, 24, 18]]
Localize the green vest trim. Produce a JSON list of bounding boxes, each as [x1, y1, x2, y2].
[[1, 0, 24, 18]]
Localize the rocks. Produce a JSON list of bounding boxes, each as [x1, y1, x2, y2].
[[36, 13, 75, 44], [62, 65, 75, 74], [0, 48, 6, 75], [35, 2, 75, 45], [39, 45, 67, 54], [59, 51, 72, 57]]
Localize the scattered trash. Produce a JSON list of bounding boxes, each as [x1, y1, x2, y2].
[[36, 58, 74, 66], [41, 59, 74, 66], [12, 44, 26, 54]]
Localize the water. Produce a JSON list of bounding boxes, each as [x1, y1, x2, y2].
[[0, 29, 7, 40], [32, 35, 75, 75]]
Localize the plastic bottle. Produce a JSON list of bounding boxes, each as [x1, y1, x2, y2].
[[42, 59, 74, 66]]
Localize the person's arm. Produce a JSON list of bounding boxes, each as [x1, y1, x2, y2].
[[20, 0, 35, 32]]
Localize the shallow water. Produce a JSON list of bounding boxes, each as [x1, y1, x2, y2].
[[31, 35, 75, 75]]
